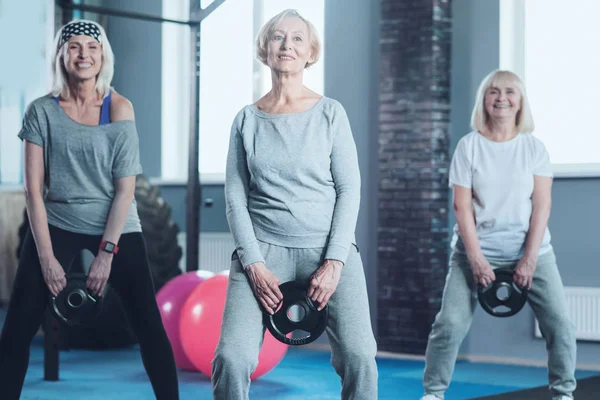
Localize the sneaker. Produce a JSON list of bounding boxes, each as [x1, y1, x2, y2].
[[420, 395, 441, 400]]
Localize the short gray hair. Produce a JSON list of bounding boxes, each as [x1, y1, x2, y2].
[[255, 9, 321, 69], [51, 20, 114, 99]]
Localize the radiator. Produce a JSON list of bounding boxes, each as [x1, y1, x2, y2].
[[177, 232, 235, 274], [535, 286, 600, 342]]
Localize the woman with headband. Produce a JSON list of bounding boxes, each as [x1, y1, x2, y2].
[[0, 20, 179, 399]]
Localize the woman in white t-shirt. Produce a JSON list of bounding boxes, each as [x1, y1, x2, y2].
[[420, 70, 576, 400]]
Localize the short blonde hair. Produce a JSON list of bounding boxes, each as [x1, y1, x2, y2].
[[255, 9, 321, 69], [471, 70, 535, 133], [51, 20, 114, 100]]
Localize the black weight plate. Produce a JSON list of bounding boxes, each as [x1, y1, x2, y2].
[[50, 273, 103, 326], [478, 268, 528, 318], [264, 280, 328, 346]]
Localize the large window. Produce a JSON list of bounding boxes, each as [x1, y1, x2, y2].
[[501, 0, 600, 176], [161, 0, 325, 183], [0, 0, 54, 186]]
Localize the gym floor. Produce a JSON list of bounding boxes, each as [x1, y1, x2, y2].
[[12, 335, 599, 399]]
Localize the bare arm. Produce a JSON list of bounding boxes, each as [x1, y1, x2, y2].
[[88, 175, 135, 293], [453, 185, 495, 286], [102, 94, 136, 245], [101, 176, 136, 245], [513, 176, 552, 289], [24, 140, 67, 295], [87, 94, 137, 295], [24, 141, 53, 260], [523, 176, 552, 260], [453, 185, 481, 261]]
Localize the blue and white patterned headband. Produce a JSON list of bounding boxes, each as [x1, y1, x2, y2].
[[59, 21, 102, 49]]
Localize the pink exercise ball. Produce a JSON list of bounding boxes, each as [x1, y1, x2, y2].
[[156, 270, 213, 370], [179, 274, 289, 380]]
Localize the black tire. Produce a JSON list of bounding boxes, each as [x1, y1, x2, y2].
[[135, 175, 183, 290], [15, 174, 183, 349]]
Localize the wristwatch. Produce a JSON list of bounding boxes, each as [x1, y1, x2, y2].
[[100, 240, 119, 255]]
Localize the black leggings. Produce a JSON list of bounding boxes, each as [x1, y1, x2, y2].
[[0, 225, 179, 399]]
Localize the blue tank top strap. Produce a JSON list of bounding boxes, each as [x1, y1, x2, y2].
[[53, 96, 59, 104], [99, 91, 111, 125]]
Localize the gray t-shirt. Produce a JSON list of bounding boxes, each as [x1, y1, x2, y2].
[[225, 97, 360, 268], [449, 131, 553, 260], [18, 94, 142, 235]]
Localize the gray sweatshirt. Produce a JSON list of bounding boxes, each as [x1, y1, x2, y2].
[[225, 97, 360, 268]]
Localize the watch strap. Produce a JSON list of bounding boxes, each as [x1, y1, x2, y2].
[[100, 240, 119, 255]]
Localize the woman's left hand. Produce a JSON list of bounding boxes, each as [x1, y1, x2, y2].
[[87, 252, 113, 296], [513, 255, 537, 290], [308, 260, 343, 311]]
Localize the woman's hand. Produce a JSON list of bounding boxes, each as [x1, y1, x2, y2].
[[469, 253, 496, 287], [513, 255, 537, 290], [246, 262, 283, 314], [86, 252, 113, 296], [40, 255, 67, 297], [308, 259, 343, 311]]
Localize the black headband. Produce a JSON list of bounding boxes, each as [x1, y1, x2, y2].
[[59, 21, 102, 49]]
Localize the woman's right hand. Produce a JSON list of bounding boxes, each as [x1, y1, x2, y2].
[[40, 255, 67, 297], [245, 262, 283, 315], [469, 254, 496, 287]]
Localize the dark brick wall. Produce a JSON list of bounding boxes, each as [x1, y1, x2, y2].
[[377, 0, 452, 354]]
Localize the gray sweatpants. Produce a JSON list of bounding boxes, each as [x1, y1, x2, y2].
[[423, 250, 577, 400], [211, 240, 378, 400]]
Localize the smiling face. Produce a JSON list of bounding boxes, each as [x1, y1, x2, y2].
[[266, 17, 314, 74], [62, 35, 102, 82], [484, 80, 522, 124]]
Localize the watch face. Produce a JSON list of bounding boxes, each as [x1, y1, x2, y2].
[[104, 243, 115, 252]]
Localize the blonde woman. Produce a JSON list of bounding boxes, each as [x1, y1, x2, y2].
[[0, 20, 179, 399], [420, 70, 576, 400]]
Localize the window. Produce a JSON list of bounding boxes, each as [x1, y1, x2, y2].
[[161, 0, 192, 181], [0, 0, 54, 186], [161, 0, 325, 183], [501, 0, 600, 176]]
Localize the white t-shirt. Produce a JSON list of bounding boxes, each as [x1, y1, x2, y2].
[[449, 131, 553, 260]]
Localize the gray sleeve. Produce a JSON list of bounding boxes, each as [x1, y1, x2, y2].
[[325, 103, 361, 265], [17, 103, 44, 147], [225, 116, 264, 268], [112, 125, 143, 179]]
